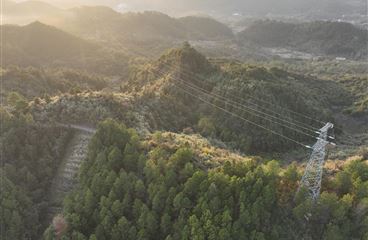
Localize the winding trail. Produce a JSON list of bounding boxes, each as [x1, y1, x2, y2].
[[47, 125, 96, 221]]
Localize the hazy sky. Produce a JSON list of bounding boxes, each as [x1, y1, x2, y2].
[[15, 0, 167, 10], [14, 0, 367, 16]]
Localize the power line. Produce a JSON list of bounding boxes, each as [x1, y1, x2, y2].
[[151, 67, 319, 141], [158, 58, 324, 131], [123, 45, 320, 134], [122, 43, 327, 128], [170, 70, 320, 136], [116, 42, 339, 202], [172, 80, 309, 148], [170, 52, 327, 126], [141, 64, 314, 147], [115, 44, 330, 146]]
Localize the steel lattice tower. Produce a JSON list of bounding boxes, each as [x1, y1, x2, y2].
[[298, 122, 334, 201]]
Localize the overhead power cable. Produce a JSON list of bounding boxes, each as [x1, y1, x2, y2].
[[150, 67, 320, 140], [170, 64, 322, 132], [143, 63, 322, 146], [115, 44, 331, 146], [119, 44, 326, 131], [172, 79, 310, 148]]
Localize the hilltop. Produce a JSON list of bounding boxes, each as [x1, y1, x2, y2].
[[123, 44, 350, 152]]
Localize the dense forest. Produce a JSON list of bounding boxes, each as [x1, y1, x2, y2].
[[43, 120, 368, 240], [1, 66, 107, 99], [0, 102, 73, 239]]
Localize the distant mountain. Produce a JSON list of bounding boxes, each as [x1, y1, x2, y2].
[[34, 0, 367, 17], [238, 20, 368, 59], [179, 16, 234, 40], [1, 22, 130, 75], [3, 3, 235, 43], [58, 7, 234, 43], [62, 8, 186, 41], [2, 22, 96, 64], [3, 0, 65, 25], [4, 0, 61, 16]]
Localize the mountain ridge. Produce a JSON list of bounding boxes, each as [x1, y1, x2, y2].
[[238, 20, 368, 59]]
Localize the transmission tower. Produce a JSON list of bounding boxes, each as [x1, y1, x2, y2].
[[298, 122, 335, 201]]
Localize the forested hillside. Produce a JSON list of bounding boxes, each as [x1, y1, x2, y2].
[[1, 44, 366, 240], [238, 20, 368, 59], [43, 120, 368, 240], [0, 105, 73, 239], [124, 44, 350, 152], [1, 67, 107, 100], [1, 3, 367, 240], [242, 59, 368, 118], [31, 44, 354, 152]]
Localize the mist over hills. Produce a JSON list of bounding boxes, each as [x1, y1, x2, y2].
[[1, 22, 131, 75], [3, 0, 66, 25], [65, 7, 233, 41], [11, 0, 367, 17], [3, 4, 235, 43], [1, 22, 97, 66], [4, 0, 61, 16], [4, 1, 367, 61], [3, 9, 367, 61]]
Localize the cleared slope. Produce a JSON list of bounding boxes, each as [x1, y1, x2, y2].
[[47, 131, 93, 221]]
